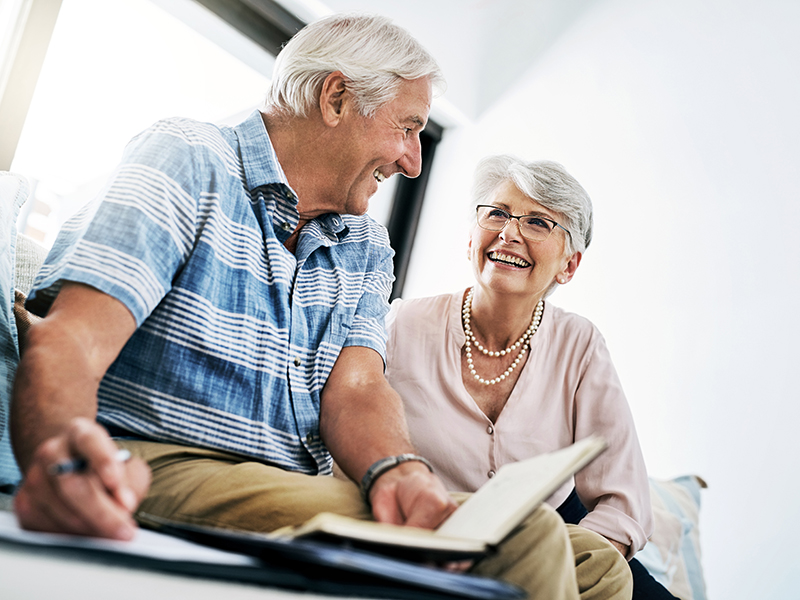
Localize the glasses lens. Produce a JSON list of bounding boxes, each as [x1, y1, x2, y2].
[[477, 206, 509, 231], [518, 216, 554, 242]]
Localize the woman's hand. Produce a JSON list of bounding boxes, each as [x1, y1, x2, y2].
[[606, 537, 631, 559]]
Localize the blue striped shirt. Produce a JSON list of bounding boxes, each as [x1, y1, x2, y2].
[[28, 111, 395, 475]]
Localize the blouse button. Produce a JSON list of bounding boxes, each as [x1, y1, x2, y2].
[[487, 425, 494, 435], [293, 357, 301, 367], [487, 470, 496, 478]]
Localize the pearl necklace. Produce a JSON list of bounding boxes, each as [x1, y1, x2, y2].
[[462, 287, 544, 385]]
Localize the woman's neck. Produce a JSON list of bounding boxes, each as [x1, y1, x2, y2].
[[466, 287, 544, 351]]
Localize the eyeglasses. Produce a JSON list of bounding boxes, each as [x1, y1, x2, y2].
[[476, 205, 571, 243]]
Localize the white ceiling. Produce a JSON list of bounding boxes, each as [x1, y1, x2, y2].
[[279, 0, 600, 121]]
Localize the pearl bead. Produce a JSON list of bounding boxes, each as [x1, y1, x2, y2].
[[462, 287, 543, 386]]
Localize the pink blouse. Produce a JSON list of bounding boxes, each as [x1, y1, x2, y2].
[[385, 290, 653, 558]]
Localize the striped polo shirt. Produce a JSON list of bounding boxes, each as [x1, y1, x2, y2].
[[27, 110, 395, 475]]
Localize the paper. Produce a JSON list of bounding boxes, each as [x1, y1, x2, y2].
[[0, 511, 258, 566]]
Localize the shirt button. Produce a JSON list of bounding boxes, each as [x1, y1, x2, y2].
[[286, 191, 295, 200], [281, 221, 292, 231], [487, 425, 494, 435], [306, 433, 315, 443], [488, 470, 496, 478], [293, 357, 301, 367]]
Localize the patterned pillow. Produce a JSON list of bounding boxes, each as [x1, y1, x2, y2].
[[637, 475, 707, 600], [0, 172, 30, 488]]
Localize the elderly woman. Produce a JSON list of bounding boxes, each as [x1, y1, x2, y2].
[[385, 155, 674, 599]]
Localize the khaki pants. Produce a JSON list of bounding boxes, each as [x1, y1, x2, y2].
[[120, 441, 632, 600]]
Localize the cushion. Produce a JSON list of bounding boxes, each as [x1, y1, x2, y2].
[[13, 234, 46, 355], [0, 172, 30, 488], [637, 475, 707, 600], [15, 233, 48, 295]]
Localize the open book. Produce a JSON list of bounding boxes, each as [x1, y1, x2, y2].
[[268, 435, 607, 561]]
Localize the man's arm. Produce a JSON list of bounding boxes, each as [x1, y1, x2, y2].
[[11, 282, 151, 539], [319, 346, 456, 529]]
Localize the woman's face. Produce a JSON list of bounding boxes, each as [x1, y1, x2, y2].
[[468, 180, 580, 303]]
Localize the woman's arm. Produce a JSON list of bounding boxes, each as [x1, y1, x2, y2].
[[572, 330, 653, 559]]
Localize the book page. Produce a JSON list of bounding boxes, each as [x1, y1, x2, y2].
[[274, 512, 486, 554], [436, 436, 606, 545]]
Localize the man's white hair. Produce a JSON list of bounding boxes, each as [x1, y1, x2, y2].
[[265, 13, 445, 118]]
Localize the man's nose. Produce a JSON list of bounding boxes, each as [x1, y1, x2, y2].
[[397, 135, 423, 178]]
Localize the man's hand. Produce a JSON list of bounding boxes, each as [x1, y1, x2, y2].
[[11, 283, 146, 538], [14, 417, 150, 539], [320, 346, 457, 529], [368, 460, 457, 529]]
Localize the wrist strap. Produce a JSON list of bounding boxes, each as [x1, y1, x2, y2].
[[360, 453, 434, 505]]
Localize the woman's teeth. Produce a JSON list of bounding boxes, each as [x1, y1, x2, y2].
[[489, 251, 531, 267]]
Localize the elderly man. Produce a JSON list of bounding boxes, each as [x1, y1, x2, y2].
[[9, 13, 630, 600]]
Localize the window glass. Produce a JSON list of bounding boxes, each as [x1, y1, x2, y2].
[[11, 0, 273, 245]]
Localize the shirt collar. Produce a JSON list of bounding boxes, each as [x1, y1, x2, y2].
[[235, 110, 296, 197]]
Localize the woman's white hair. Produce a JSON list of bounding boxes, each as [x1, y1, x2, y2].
[[266, 13, 445, 118], [471, 155, 593, 257]]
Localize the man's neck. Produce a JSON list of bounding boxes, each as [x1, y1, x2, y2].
[[261, 109, 334, 219], [261, 110, 326, 254]]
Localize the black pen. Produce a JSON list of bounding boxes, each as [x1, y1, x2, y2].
[[48, 449, 132, 476]]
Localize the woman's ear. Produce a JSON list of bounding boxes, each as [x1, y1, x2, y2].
[[557, 252, 582, 284], [319, 71, 349, 127]]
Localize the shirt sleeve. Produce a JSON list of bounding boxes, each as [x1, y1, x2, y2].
[[341, 220, 395, 362], [27, 120, 201, 325], [572, 330, 654, 558]]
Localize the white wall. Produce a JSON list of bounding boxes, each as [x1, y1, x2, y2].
[[405, 0, 800, 598]]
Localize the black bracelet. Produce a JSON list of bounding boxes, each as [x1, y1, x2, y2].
[[360, 453, 434, 505]]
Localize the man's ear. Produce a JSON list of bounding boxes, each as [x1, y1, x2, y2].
[[557, 252, 582, 284], [319, 71, 349, 127]]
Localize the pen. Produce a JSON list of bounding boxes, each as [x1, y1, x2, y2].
[[48, 448, 132, 476]]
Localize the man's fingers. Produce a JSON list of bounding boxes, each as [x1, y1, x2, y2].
[[56, 471, 138, 539], [14, 466, 87, 534], [371, 466, 457, 529], [65, 418, 127, 491], [64, 419, 144, 516], [15, 460, 136, 539], [401, 481, 456, 529], [15, 425, 150, 540], [443, 560, 474, 573], [114, 457, 151, 512], [370, 493, 404, 525]]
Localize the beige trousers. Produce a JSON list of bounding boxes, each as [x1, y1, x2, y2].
[[119, 441, 632, 600]]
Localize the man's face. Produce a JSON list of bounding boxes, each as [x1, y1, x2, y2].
[[328, 77, 432, 216]]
